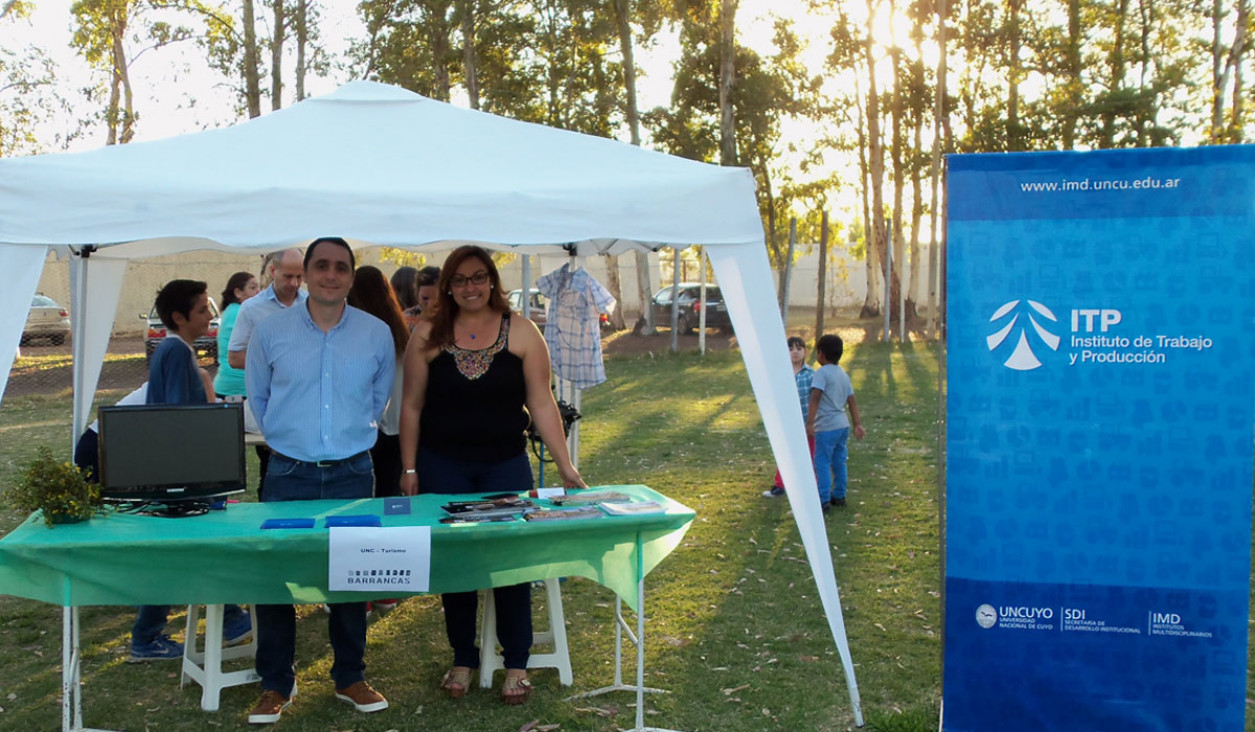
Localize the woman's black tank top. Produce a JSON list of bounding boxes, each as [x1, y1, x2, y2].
[[419, 313, 528, 462]]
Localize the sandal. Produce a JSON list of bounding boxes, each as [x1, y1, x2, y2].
[[440, 667, 472, 699], [501, 671, 532, 706]]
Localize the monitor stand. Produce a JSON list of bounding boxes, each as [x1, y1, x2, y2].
[[141, 501, 211, 518]]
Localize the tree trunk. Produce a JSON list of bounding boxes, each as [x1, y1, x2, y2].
[[613, 0, 641, 331], [430, 1, 452, 102], [928, 0, 949, 333], [243, 0, 262, 118], [1006, 0, 1021, 150], [856, 69, 880, 318], [763, 163, 781, 284], [613, 0, 639, 146], [295, 0, 307, 101], [889, 40, 907, 324], [635, 251, 655, 333], [864, 0, 888, 320], [1101, 0, 1130, 148], [271, 0, 285, 111], [110, 5, 134, 144], [908, 66, 924, 322], [815, 210, 828, 339], [718, 0, 737, 166], [1224, 0, 1250, 141], [460, 0, 480, 109], [1211, 0, 1225, 140], [601, 253, 626, 330], [1062, 0, 1081, 149]]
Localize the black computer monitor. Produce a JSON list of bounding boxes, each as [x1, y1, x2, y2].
[[98, 402, 246, 515]]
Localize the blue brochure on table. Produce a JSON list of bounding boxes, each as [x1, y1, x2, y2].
[[260, 518, 316, 530], [383, 497, 412, 515], [324, 514, 382, 528]]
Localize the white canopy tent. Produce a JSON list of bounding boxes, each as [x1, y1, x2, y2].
[[0, 81, 862, 724]]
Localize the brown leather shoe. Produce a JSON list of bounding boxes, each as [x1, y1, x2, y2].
[[335, 681, 389, 713], [248, 689, 293, 724]]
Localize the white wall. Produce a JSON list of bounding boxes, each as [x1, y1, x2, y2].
[[33, 243, 936, 335]]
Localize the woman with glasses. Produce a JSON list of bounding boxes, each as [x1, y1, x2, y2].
[[398, 245, 584, 705]]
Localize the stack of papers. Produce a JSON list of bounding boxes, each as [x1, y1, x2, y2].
[[551, 491, 632, 506], [599, 501, 665, 516], [524, 506, 604, 522], [441, 498, 537, 521]]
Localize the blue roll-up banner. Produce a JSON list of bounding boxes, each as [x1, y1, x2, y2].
[[944, 147, 1255, 731]]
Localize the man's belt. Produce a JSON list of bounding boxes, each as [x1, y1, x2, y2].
[[273, 450, 370, 468]]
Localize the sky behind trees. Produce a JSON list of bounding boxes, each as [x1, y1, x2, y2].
[[1, 0, 1251, 324]]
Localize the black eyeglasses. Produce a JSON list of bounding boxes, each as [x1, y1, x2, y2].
[[449, 271, 489, 288]]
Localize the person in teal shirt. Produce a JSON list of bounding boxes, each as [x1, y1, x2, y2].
[[212, 271, 260, 398]]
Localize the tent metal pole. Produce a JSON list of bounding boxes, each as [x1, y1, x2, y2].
[[698, 248, 707, 355], [69, 247, 94, 447], [669, 248, 681, 352], [521, 253, 531, 320]]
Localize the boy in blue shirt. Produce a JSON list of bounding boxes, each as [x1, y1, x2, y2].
[[129, 279, 252, 661], [807, 334, 865, 510]]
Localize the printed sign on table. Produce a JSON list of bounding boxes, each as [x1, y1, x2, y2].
[[328, 526, 431, 593], [944, 147, 1255, 731]]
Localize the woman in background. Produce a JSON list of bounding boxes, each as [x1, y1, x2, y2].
[[212, 271, 260, 399], [348, 266, 410, 498], [390, 266, 419, 320]]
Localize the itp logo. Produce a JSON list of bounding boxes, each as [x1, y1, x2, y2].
[[986, 300, 1061, 371]]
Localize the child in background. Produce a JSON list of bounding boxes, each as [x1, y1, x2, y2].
[[807, 334, 865, 510], [763, 336, 814, 498]]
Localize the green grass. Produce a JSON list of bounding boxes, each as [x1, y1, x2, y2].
[[0, 340, 1240, 730]]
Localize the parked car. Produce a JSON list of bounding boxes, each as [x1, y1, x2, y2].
[[22, 294, 71, 346], [509, 288, 549, 326], [142, 297, 221, 364], [651, 283, 732, 334]]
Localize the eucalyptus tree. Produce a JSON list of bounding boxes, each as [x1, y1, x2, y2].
[[646, 14, 819, 285], [71, 0, 225, 142], [182, 0, 327, 117], [1, 1, 62, 156], [1208, 0, 1249, 142]]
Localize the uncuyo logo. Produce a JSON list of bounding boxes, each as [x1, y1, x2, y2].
[[986, 300, 1061, 371]]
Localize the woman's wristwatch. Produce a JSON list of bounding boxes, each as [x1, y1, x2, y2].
[[403, 469, 417, 475]]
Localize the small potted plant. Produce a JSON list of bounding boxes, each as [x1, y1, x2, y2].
[[6, 447, 102, 526]]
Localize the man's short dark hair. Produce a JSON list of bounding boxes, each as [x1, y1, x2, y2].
[[304, 237, 355, 271], [815, 334, 844, 364], [155, 279, 208, 331]]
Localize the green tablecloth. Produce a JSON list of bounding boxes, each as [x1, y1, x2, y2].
[[0, 485, 692, 611]]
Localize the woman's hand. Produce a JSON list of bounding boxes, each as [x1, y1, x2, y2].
[[399, 472, 419, 496], [558, 462, 587, 489]]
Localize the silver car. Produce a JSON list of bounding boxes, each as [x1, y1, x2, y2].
[[22, 294, 71, 346]]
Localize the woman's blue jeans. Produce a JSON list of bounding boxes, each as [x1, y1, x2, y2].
[[418, 447, 534, 669]]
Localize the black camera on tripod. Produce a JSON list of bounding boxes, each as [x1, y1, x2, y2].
[[527, 399, 581, 462]]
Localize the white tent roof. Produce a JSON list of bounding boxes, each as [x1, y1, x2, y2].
[[0, 81, 762, 252], [0, 81, 861, 724]]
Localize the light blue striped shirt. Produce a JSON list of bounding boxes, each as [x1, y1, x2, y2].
[[227, 283, 308, 354], [246, 302, 395, 462]]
